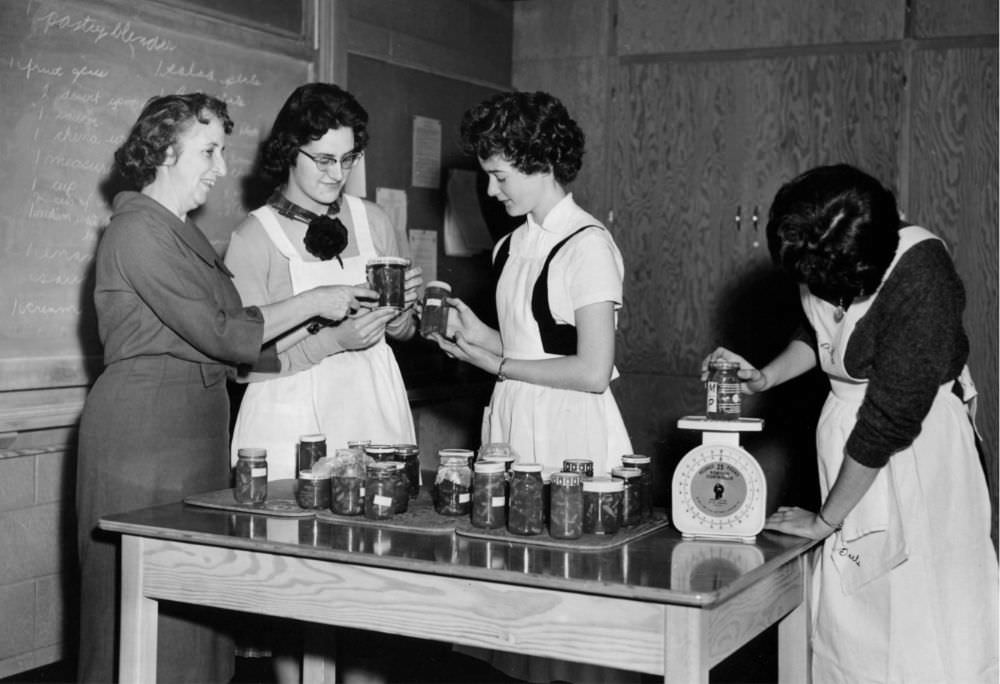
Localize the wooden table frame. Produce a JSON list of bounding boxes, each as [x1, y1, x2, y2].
[[106, 508, 816, 683]]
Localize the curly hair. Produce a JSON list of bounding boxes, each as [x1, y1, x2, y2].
[[258, 83, 369, 182], [113, 93, 233, 190], [766, 164, 901, 303], [460, 91, 584, 185]]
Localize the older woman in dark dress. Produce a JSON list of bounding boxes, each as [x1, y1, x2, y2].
[[75, 93, 374, 683]]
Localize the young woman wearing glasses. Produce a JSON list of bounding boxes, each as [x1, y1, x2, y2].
[[225, 82, 421, 477]]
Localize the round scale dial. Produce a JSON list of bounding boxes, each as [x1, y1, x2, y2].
[[672, 442, 766, 542]]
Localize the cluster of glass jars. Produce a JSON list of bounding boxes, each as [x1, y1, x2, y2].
[[431, 444, 656, 539], [280, 435, 423, 519]]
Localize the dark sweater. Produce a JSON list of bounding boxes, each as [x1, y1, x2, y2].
[[803, 238, 969, 468]]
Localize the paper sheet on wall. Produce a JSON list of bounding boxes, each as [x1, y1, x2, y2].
[[375, 187, 409, 257], [408, 229, 437, 283], [411, 115, 442, 189], [444, 168, 494, 256], [345, 154, 367, 197]]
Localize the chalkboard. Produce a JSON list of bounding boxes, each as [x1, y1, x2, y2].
[[0, 0, 312, 390]]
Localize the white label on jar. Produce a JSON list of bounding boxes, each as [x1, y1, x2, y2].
[[425, 297, 443, 307], [491, 495, 505, 507], [373, 495, 393, 507], [458, 492, 470, 503], [251, 467, 267, 477]]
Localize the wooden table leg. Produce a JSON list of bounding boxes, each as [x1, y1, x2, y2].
[[120, 535, 159, 684], [778, 552, 814, 684], [664, 604, 710, 684], [302, 625, 337, 684]]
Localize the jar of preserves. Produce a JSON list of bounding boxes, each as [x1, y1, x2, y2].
[[419, 280, 452, 338], [234, 448, 268, 503], [389, 462, 409, 514], [622, 454, 653, 519], [611, 466, 643, 527], [366, 256, 410, 309], [364, 462, 396, 520], [549, 471, 583, 539], [562, 458, 594, 478], [329, 448, 365, 515], [295, 469, 332, 510], [706, 359, 742, 419], [393, 443, 421, 498], [471, 460, 507, 529], [434, 451, 473, 516], [297, 434, 327, 476], [507, 462, 544, 535], [582, 477, 624, 535]]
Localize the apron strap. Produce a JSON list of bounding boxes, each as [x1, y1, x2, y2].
[[250, 206, 301, 261]]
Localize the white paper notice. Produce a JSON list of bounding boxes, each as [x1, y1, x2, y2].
[[411, 116, 442, 189], [408, 229, 438, 283], [444, 168, 493, 256], [375, 187, 409, 256]]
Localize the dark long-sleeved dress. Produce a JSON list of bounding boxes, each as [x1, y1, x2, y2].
[[76, 191, 276, 683]]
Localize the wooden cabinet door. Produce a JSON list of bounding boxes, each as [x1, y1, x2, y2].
[[719, 50, 904, 363], [612, 59, 750, 375]]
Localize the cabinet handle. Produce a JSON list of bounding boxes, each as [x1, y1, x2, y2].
[[734, 205, 742, 231]]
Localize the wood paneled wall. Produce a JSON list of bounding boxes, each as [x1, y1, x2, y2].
[[512, 0, 998, 536]]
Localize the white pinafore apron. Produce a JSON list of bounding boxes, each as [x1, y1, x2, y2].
[[231, 196, 415, 480], [483, 226, 632, 475], [803, 226, 998, 684]]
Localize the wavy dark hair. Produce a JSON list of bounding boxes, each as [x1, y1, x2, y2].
[[113, 93, 233, 190], [258, 82, 369, 182], [460, 91, 584, 185], [766, 164, 901, 303]]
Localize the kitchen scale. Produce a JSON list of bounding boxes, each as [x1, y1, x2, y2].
[[671, 416, 766, 543]]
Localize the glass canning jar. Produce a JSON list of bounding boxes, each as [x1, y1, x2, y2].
[[582, 477, 624, 535], [434, 450, 473, 516], [471, 460, 507, 529], [507, 462, 544, 535]]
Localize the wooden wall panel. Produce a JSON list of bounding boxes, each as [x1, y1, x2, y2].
[[513, 0, 610, 60], [512, 57, 610, 218], [347, 0, 512, 85], [616, 0, 905, 55], [611, 61, 742, 374], [910, 0, 999, 39], [907, 46, 998, 535]]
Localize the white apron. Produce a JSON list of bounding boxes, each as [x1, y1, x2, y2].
[[483, 227, 632, 475], [231, 196, 415, 480], [803, 226, 998, 684]]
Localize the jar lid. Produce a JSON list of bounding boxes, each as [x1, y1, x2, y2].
[[367, 256, 411, 267], [511, 462, 543, 473], [709, 359, 740, 370], [300, 433, 326, 443], [367, 462, 395, 474], [563, 458, 593, 467], [612, 466, 642, 480], [473, 460, 506, 474], [347, 440, 371, 447], [438, 448, 473, 459], [583, 476, 624, 492], [298, 469, 330, 480], [425, 280, 451, 291], [237, 447, 267, 459], [550, 471, 582, 486], [364, 444, 396, 455], [622, 454, 650, 465], [393, 443, 419, 456]]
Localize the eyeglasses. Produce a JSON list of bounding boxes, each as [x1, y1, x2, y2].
[[297, 148, 363, 173]]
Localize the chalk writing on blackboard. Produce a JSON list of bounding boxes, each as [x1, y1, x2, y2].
[[0, 0, 310, 386]]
